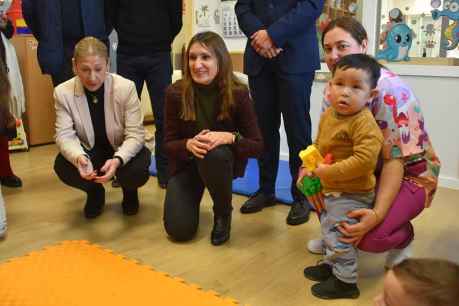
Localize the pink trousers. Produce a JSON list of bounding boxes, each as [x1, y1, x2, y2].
[[358, 180, 426, 252]]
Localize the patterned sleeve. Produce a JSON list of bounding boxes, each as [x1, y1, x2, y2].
[[372, 69, 427, 160], [320, 83, 331, 113]]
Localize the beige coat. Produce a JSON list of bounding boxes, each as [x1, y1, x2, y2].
[[54, 73, 145, 167]]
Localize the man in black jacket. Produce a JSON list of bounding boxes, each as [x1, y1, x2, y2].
[[107, 1, 183, 188]]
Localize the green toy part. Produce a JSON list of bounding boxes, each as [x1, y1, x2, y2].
[[298, 176, 322, 197]]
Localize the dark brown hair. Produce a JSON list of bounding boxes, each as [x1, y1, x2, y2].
[[181, 31, 244, 121], [322, 16, 368, 48], [392, 258, 459, 306], [333, 54, 381, 89]]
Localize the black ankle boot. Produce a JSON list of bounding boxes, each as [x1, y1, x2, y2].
[[311, 274, 360, 299], [0, 175, 22, 188], [121, 189, 139, 216], [211, 214, 231, 246], [84, 186, 105, 219]]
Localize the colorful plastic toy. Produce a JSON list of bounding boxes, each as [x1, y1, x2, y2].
[[376, 23, 413, 62], [297, 145, 333, 197]]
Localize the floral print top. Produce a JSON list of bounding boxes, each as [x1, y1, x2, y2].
[[322, 68, 441, 207]]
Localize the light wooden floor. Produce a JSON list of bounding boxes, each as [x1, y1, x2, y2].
[[2, 144, 458, 306]]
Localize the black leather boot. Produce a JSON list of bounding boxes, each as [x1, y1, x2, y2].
[[84, 186, 105, 219], [0, 175, 22, 188], [121, 188, 139, 216], [211, 214, 231, 246]]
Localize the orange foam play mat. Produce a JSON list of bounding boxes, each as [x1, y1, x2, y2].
[[0, 240, 244, 306]]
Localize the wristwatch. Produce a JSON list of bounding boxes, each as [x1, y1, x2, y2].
[[232, 131, 242, 144]]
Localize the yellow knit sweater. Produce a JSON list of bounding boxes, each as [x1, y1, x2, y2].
[[316, 107, 383, 194]]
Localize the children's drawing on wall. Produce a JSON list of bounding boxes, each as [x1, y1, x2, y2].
[[195, 4, 211, 28], [431, 0, 459, 51]]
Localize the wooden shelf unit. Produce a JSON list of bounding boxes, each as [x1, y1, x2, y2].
[[12, 35, 55, 146]]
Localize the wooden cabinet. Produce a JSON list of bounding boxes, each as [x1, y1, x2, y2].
[[11, 35, 55, 145]]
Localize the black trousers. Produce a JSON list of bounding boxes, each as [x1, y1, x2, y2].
[[117, 51, 172, 183], [51, 46, 74, 87], [54, 147, 151, 193], [163, 146, 234, 242], [249, 63, 314, 201]]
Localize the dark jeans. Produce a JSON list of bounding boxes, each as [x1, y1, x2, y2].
[[54, 147, 151, 192], [163, 146, 234, 242], [117, 51, 172, 183], [249, 63, 314, 201]]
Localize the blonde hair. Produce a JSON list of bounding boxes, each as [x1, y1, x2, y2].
[[181, 31, 244, 121], [73, 36, 109, 63], [392, 258, 459, 306]]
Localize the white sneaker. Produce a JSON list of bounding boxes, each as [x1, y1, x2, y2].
[[385, 243, 413, 268], [307, 238, 325, 255]]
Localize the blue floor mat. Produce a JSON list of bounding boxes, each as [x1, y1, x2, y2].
[[149, 157, 293, 205]]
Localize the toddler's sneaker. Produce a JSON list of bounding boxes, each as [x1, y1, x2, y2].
[[307, 238, 325, 255], [311, 274, 360, 300]]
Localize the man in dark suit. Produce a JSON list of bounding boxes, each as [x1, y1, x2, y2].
[[236, 0, 324, 225], [22, 0, 109, 86]]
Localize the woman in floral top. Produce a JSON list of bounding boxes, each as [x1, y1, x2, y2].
[[305, 17, 440, 266]]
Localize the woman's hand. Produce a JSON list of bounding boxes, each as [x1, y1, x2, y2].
[[337, 208, 380, 246], [197, 131, 234, 151], [186, 130, 212, 159], [93, 158, 121, 184], [76, 155, 97, 181], [297, 167, 325, 213]]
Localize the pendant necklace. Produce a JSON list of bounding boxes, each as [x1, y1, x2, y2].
[[90, 94, 98, 104]]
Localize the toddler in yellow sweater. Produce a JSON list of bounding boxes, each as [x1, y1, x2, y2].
[[302, 54, 384, 299]]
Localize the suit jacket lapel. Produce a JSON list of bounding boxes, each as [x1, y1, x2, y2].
[[103, 73, 116, 147], [74, 77, 94, 148]]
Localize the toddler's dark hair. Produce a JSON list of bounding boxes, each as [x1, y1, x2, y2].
[[332, 54, 382, 89]]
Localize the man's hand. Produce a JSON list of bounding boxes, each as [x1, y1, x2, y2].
[[258, 47, 283, 59], [251, 30, 273, 50], [250, 30, 283, 58]]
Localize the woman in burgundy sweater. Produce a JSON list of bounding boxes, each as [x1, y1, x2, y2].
[[163, 32, 263, 246]]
